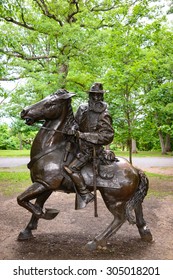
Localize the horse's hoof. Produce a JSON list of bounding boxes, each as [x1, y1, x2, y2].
[[139, 227, 153, 242], [85, 241, 97, 251], [17, 230, 34, 241], [41, 208, 60, 220], [141, 232, 153, 242]]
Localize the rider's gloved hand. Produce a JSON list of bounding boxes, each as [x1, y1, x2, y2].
[[67, 124, 79, 136], [104, 150, 115, 161], [67, 129, 77, 135], [76, 130, 82, 138]]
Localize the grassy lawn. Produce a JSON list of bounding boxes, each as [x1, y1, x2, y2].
[[0, 149, 172, 197], [144, 171, 173, 198], [0, 149, 172, 157], [115, 150, 173, 157], [0, 166, 172, 198], [0, 150, 30, 157], [0, 167, 31, 196]]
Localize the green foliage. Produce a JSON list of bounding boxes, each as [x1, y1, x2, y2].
[[0, 124, 18, 149], [0, 121, 37, 150], [0, 0, 172, 153]]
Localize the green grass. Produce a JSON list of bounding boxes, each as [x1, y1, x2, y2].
[[146, 172, 173, 198], [0, 168, 172, 198], [0, 149, 172, 158], [146, 172, 173, 179], [0, 150, 172, 197], [115, 150, 173, 157], [0, 170, 31, 196], [0, 150, 30, 157], [147, 189, 173, 198]]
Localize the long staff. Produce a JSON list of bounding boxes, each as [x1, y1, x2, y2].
[[93, 146, 98, 217]]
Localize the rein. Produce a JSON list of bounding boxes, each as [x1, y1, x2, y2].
[[33, 123, 67, 134], [27, 123, 72, 169], [27, 145, 59, 169]]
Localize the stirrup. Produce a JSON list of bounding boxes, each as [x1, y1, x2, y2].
[[81, 192, 94, 204], [75, 192, 94, 210]]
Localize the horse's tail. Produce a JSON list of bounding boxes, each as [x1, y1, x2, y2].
[[125, 169, 149, 224]]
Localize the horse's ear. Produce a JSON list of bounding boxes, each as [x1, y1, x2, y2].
[[59, 93, 76, 99], [54, 90, 76, 100]]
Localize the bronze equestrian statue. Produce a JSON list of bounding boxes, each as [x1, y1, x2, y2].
[[17, 83, 152, 250]]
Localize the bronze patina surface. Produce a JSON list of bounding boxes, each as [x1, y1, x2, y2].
[[17, 84, 152, 249]]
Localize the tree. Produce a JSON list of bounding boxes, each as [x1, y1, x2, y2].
[[0, 0, 172, 156], [0, 123, 20, 149], [141, 25, 173, 154], [0, 1, 124, 92], [101, 1, 168, 161]]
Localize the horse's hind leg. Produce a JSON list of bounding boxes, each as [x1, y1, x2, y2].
[[135, 203, 153, 242], [18, 190, 52, 241], [86, 203, 126, 251]]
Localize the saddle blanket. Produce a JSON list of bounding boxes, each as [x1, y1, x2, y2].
[[81, 164, 123, 189]]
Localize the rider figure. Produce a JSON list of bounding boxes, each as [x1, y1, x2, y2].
[[64, 82, 114, 209]]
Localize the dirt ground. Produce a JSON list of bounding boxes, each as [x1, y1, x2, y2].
[[0, 166, 173, 260]]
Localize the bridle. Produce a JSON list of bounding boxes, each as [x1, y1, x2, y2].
[[32, 123, 69, 135]]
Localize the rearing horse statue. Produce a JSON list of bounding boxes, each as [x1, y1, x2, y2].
[[17, 89, 152, 250]]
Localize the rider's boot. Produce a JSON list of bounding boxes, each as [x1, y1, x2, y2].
[[64, 166, 94, 209]]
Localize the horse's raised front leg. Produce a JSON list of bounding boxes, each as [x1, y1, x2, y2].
[[17, 190, 52, 241], [17, 182, 48, 218], [135, 203, 153, 242], [86, 203, 126, 251]]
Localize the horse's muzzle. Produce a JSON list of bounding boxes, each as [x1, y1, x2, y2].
[[21, 109, 34, 125], [21, 109, 27, 118], [25, 118, 34, 125]]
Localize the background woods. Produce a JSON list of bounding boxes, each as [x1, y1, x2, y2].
[[0, 0, 173, 159]]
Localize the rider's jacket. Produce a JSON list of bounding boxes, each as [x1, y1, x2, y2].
[[74, 101, 114, 156]]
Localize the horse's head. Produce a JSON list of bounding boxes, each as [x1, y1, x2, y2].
[[21, 89, 75, 125]]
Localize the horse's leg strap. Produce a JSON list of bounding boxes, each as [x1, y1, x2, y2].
[[35, 179, 50, 189], [27, 146, 58, 169]]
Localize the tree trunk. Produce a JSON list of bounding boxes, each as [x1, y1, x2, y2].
[[105, 144, 110, 150], [18, 133, 23, 150], [132, 139, 137, 153], [158, 131, 167, 154], [127, 138, 132, 164], [59, 62, 69, 87], [165, 134, 171, 152]]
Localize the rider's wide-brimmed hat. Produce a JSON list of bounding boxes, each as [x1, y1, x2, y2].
[[88, 82, 105, 94], [54, 89, 76, 99]]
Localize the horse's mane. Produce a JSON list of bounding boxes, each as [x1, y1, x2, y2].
[[62, 99, 76, 134]]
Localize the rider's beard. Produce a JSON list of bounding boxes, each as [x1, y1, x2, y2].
[[89, 100, 107, 113]]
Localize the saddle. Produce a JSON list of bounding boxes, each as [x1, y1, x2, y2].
[[81, 161, 121, 189], [97, 149, 119, 180], [63, 145, 121, 189], [98, 164, 115, 179]]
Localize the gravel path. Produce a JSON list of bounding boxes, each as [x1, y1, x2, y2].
[[0, 157, 29, 167], [0, 156, 172, 169]]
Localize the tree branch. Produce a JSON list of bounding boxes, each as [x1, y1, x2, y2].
[[1, 17, 36, 31], [0, 49, 58, 61], [67, 0, 80, 23], [0, 77, 22, 81], [90, 1, 119, 12], [34, 0, 63, 26]]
